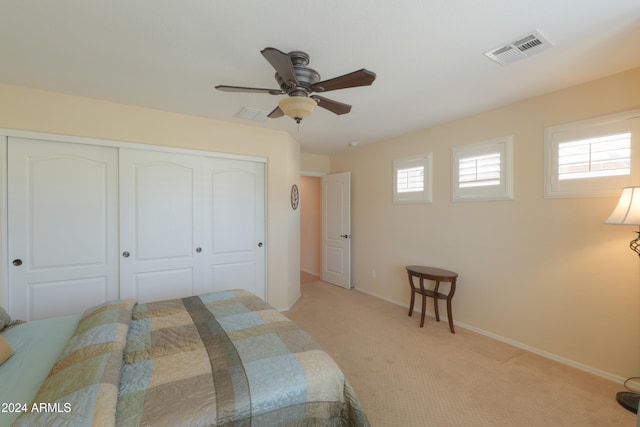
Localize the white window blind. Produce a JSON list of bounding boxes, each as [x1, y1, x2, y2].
[[393, 153, 432, 204], [558, 132, 630, 180], [397, 166, 424, 193], [459, 152, 501, 188], [544, 109, 640, 198], [452, 136, 513, 202]]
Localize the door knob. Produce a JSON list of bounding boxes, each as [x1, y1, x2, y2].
[[122, 251, 130, 258], [12, 259, 22, 266], [195, 247, 202, 253], [258, 242, 263, 247], [340, 234, 351, 239]]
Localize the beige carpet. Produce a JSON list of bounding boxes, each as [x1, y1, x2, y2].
[[284, 280, 636, 426]]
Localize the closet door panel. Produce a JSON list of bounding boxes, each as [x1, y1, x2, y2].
[[204, 158, 265, 298], [8, 138, 118, 320], [134, 161, 194, 260], [119, 149, 205, 302], [133, 268, 194, 303], [210, 262, 256, 292], [29, 278, 108, 320]]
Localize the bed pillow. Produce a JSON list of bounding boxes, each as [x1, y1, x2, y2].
[[0, 306, 11, 331], [13, 299, 136, 427], [0, 335, 13, 365]]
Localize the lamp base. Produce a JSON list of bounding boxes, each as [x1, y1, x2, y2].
[[616, 391, 640, 413], [630, 230, 640, 256]]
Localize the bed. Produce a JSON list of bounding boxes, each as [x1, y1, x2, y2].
[[0, 289, 369, 426]]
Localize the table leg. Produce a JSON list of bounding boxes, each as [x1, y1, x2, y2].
[[446, 297, 455, 334], [408, 292, 415, 316], [446, 279, 456, 334], [419, 277, 426, 327], [433, 281, 440, 322], [408, 272, 415, 316]]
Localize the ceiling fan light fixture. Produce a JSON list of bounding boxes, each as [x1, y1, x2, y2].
[[278, 96, 317, 123]]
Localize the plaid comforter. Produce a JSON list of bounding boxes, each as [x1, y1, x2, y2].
[[14, 290, 369, 426]]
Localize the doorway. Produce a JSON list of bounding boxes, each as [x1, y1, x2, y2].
[[299, 172, 352, 288], [300, 176, 321, 284]]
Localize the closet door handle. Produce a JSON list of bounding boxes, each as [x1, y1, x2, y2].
[[12, 259, 22, 266], [122, 251, 130, 258], [195, 247, 202, 253]]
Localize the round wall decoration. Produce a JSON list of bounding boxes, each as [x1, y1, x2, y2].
[[290, 184, 299, 210]]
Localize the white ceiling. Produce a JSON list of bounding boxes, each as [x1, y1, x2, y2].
[[1, 1, 639, 154]]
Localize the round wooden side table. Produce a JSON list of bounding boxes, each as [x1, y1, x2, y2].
[[406, 265, 458, 334]]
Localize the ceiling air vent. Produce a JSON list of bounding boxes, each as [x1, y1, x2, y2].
[[484, 30, 553, 66], [235, 107, 268, 122]]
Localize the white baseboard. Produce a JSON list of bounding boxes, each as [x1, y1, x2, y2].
[[300, 268, 320, 276], [353, 286, 626, 385], [277, 297, 299, 313]]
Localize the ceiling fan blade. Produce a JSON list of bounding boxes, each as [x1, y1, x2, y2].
[[268, 106, 284, 118], [215, 85, 283, 95], [261, 47, 299, 87], [310, 95, 352, 115], [310, 69, 376, 93]]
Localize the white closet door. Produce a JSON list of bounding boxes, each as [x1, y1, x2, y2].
[[8, 138, 119, 320], [119, 149, 205, 303], [204, 158, 265, 298]]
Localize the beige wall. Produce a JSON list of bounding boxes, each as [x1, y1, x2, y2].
[[301, 152, 330, 175], [330, 67, 640, 380], [0, 83, 301, 311], [300, 176, 322, 276]]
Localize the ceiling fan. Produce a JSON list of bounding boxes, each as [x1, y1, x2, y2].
[[215, 47, 376, 123]]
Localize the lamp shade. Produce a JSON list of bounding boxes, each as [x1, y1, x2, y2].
[[605, 186, 640, 225], [278, 96, 316, 123]]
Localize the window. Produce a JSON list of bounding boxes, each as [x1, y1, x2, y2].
[[557, 133, 630, 181], [544, 110, 640, 198], [452, 136, 513, 202], [459, 152, 501, 188], [397, 166, 424, 193], [393, 153, 432, 203]]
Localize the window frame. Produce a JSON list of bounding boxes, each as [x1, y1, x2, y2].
[[451, 136, 513, 202], [393, 153, 433, 204], [544, 109, 640, 198]]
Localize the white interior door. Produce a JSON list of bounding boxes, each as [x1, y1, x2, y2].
[[321, 172, 351, 289], [8, 138, 119, 320], [119, 148, 205, 303], [204, 158, 265, 298]]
